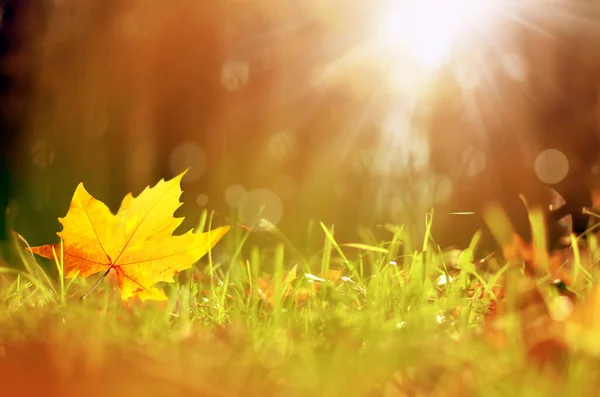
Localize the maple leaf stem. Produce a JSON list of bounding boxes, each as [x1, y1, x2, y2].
[[80, 267, 112, 301]]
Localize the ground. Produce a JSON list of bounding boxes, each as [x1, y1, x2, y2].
[[1, 211, 599, 397]]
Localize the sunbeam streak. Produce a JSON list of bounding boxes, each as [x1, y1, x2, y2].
[[373, 0, 503, 70]]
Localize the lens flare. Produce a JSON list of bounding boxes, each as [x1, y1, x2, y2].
[[374, 0, 503, 70]]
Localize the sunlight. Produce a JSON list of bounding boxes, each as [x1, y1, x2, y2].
[[374, 0, 502, 70]]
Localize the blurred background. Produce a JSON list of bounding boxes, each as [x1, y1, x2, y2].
[[3, 0, 600, 251]]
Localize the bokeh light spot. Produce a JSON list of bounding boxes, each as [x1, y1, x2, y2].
[[225, 184, 247, 208], [238, 189, 283, 231], [195, 194, 209, 207], [268, 131, 298, 162], [534, 149, 569, 185], [221, 59, 250, 92], [168, 142, 206, 183], [30, 141, 55, 169], [549, 296, 574, 322]]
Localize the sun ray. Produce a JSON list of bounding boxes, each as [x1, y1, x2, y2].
[[224, 0, 600, 224]]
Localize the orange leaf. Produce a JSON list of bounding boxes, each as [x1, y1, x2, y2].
[[291, 269, 343, 305], [27, 171, 230, 301], [485, 273, 569, 365], [320, 269, 343, 282], [256, 265, 298, 305]]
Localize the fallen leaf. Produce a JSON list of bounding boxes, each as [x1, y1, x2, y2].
[[319, 269, 344, 282], [292, 269, 344, 304], [484, 272, 568, 366], [28, 171, 230, 301], [256, 265, 298, 305]]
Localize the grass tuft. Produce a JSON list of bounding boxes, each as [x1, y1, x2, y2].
[[0, 209, 599, 396]]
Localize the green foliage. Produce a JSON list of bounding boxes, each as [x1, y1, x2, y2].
[[0, 209, 598, 397]]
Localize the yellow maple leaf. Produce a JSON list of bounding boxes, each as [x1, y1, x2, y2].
[[28, 171, 230, 301]]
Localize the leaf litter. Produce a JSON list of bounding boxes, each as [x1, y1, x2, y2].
[[2, 182, 600, 395]]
